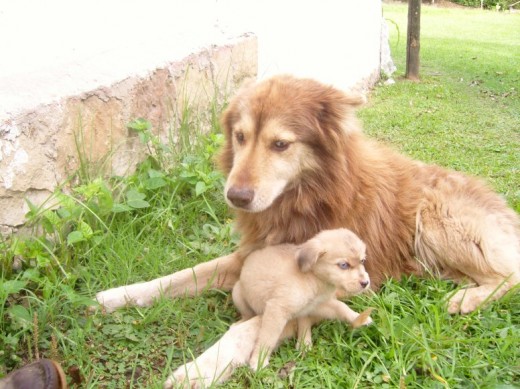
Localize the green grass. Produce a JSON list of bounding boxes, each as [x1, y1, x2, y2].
[[1, 3, 519, 388], [362, 3, 520, 210]]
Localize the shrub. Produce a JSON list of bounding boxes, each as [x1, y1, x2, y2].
[[446, 0, 516, 10]]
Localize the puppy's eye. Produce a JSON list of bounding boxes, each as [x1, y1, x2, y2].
[[272, 140, 289, 151], [338, 261, 350, 270], [235, 132, 245, 145]]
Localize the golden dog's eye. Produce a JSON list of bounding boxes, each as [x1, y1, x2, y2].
[[338, 261, 350, 270], [235, 132, 245, 145], [272, 140, 289, 151]]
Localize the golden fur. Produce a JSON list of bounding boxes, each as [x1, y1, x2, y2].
[[233, 228, 372, 369], [218, 75, 520, 314], [96, 74, 520, 317], [97, 75, 520, 388]]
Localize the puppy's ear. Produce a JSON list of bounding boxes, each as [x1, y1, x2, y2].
[[296, 239, 323, 273]]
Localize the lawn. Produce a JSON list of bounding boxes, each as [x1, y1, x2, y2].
[[1, 3, 519, 388]]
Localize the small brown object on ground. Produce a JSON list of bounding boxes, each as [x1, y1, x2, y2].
[[0, 359, 67, 389]]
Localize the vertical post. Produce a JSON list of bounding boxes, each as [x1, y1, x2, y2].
[[406, 0, 421, 81]]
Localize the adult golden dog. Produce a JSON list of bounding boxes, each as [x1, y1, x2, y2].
[[96, 75, 520, 315]]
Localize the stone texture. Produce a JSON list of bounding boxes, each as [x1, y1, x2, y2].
[[0, 35, 258, 233], [0, 1, 389, 234]]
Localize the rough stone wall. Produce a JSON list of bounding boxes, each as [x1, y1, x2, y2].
[[0, 35, 257, 234]]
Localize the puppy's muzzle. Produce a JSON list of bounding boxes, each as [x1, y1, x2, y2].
[[227, 187, 254, 208]]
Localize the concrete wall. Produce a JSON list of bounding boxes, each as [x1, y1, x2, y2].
[[219, 0, 385, 91], [0, 0, 386, 233]]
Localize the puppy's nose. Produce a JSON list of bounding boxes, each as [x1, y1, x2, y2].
[[360, 280, 370, 289], [227, 187, 254, 208]]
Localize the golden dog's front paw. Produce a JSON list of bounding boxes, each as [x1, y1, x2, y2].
[[164, 372, 189, 389], [447, 289, 479, 314], [447, 282, 510, 314], [164, 362, 208, 389]]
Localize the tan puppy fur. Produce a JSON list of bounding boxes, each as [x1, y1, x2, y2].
[[232, 228, 372, 370]]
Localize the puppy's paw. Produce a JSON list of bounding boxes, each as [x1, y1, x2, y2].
[[248, 355, 260, 371], [351, 308, 374, 328], [248, 352, 269, 371], [296, 336, 312, 353]]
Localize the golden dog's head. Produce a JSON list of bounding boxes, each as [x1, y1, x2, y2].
[[296, 228, 370, 295], [219, 75, 364, 213]]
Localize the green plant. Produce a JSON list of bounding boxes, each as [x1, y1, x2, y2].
[[0, 100, 232, 382], [450, 0, 517, 10]]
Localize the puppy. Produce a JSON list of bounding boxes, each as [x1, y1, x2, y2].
[[232, 228, 373, 370]]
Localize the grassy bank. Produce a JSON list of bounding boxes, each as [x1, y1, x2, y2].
[[1, 3, 519, 388]]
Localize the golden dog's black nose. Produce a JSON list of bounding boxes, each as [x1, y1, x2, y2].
[[227, 187, 254, 208], [360, 280, 369, 289]]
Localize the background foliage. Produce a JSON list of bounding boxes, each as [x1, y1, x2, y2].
[[449, 0, 517, 10]]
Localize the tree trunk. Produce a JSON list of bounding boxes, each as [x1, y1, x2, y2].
[[406, 0, 421, 81]]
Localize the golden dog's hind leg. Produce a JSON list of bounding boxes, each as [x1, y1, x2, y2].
[[96, 252, 242, 312], [415, 191, 520, 314]]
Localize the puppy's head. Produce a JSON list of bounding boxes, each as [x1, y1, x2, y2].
[[296, 228, 370, 295], [218, 75, 364, 212]]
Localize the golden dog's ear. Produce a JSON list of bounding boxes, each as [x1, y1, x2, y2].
[[321, 88, 365, 112], [220, 100, 239, 137], [218, 96, 242, 174], [315, 87, 365, 137], [220, 77, 257, 135], [296, 239, 323, 273], [218, 78, 257, 175]]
